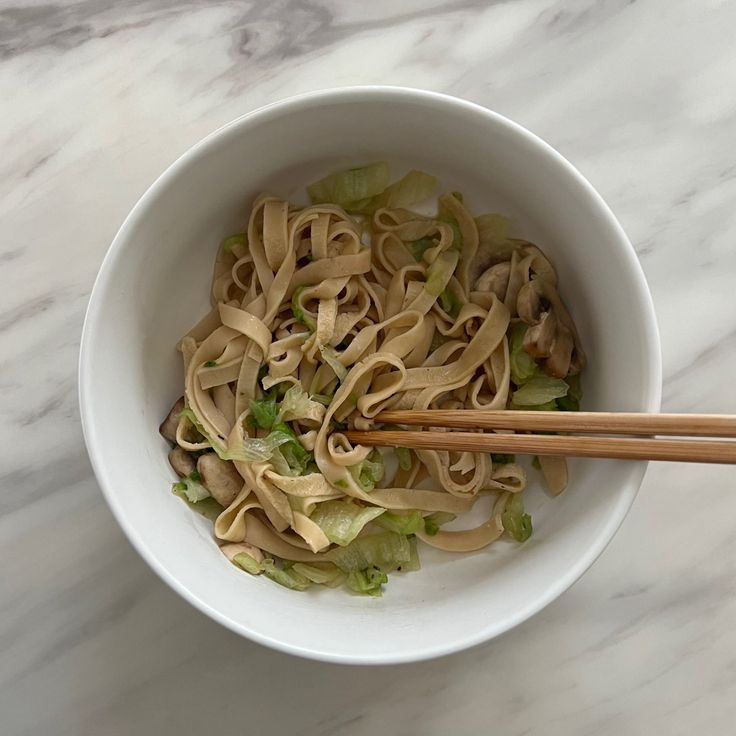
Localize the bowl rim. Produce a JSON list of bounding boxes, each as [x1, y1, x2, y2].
[[79, 85, 662, 664]]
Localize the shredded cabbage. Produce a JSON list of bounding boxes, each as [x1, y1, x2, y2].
[[307, 162, 390, 208], [328, 532, 412, 573], [407, 237, 436, 262], [491, 453, 516, 465], [439, 288, 463, 318], [172, 470, 210, 503], [423, 511, 456, 536], [171, 484, 223, 521], [346, 567, 388, 597], [501, 494, 532, 542], [291, 562, 345, 586], [375, 510, 424, 535], [223, 428, 294, 463], [310, 500, 386, 546], [279, 384, 323, 422], [509, 323, 540, 386], [512, 376, 569, 406], [233, 551, 263, 575], [261, 559, 312, 590], [221, 233, 247, 253], [249, 397, 279, 430], [319, 345, 348, 382], [349, 448, 384, 492], [425, 250, 459, 297], [359, 169, 437, 213], [395, 446, 412, 471], [291, 286, 316, 332]]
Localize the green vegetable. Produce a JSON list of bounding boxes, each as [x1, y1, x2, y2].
[[307, 162, 390, 208], [532, 456, 541, 470], [501, 494, 532, 542], [291, 562, 345, 586], [395, 446, 412, 471], [565, 374, 583, 401], [310, 500, 386, 546], [423, 511, 456, 536], [221, 233, 246, 253], [400, 536, 421, 572], [437, 197, 464, 250], [328, 532, 412, 573], [374, 510, 424, 535], [171, 485, 223, 521], [224, 426, 294, 463], [512, 376, 569, 406], [291, 286, 316, 332], [311, 393, 333, 406], [424, 250, 459, 297], [249, 397, 279, 430], [261, 559, 312, 590], [203, 360, 217, 368], [319, 345, 348, 382], [360, 169, 437, 213], [269, 422, 313, 476], [172, 471, 209, 503], [556, 395, 580, 412], [491, 453, 516, 465], [178, 407, 207, 440], [407, 237, 436, 262], [509, 323, 539, 386], [346, 567, 388, 597], [439, 288, 463, 319], [280, 384, 322, 422], [233, 552, 263, 575], [334, 479, 349, 489], [349, 448, 384, 492]]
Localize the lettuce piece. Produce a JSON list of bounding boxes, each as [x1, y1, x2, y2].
[[178, 407, 208, 440], [395, 446, 412, 471], [328, 532, 412, 573], [400, 536, 421, 572], [291, 562, 345, 586], [233, 552, 263, 575], [171, 484, 223, 521], [509, 323, 540, 386], [512, 376, 569, 406], [558, 374, 582, 410], [491, 453, 516, 465], [501, 493, 532, 542], [249, 397, 279, 430], [291, 286, 316, 332], [346, 567, 388, 597], [319, 345, 348, 382], [407, 237, 436, 262], [223, 427, 294, 463], [374, 510, 424, 535], [311, 500, 386, 546], [556, 395, 580, 412], [279, 384, 322, 422], [172, 471, 210, 503], [361, 170, 437, 212], [439, 288, 463, 319], [261, 559, 312, 590], [307, 162, 390, 208], [437, 197, 464, 250], [349, 448, 384, 492], [425, 250, 459, 297], [268, 422, 313, 476], [221, 233, 247, 253], [423, 511, 456, 536]]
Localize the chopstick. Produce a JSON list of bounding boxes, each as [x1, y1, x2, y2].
[[342, 430, 736, 464], [374, 410, 736, 437], [342, 410, 736, 464]]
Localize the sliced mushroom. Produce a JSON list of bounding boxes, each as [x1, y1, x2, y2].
[[543, 323, 574, 378], [168, 446, 195, 477], [516, 279, 548, 324], [197, 453, 243, 507], [474, 261, 511, 299], [523, 310, 558, 358], [159, 397, 185, 442]]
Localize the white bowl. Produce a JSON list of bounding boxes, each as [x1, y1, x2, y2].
[[79, 87, 661, 664]]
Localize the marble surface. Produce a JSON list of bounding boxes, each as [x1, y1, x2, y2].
[[2, 0, 736, 733]]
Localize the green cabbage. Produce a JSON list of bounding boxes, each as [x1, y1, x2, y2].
[[501, 493, 532, 542], [425, 250, 459, 297], [407, 237, 436, 262], [512, 376, 569, 406], [509, 323, 539, 386], [291, 562, 345, 586], [171, 483, 223, 521], [395, 446, 412, 471], [221, 233, 247, 253], [291, 286, 316, 332], [491, 453, 516, 465], [374, 510, 424, 535], [328, 532, 412, 573], [233, 552, 263, 575], [319, 345, 348, 382], [346, 567, 388, 596], [172, 470, 210, 503], [249, 397, 279, 430], [360, 169, 437, 213], [423, 511, 456, 536], [349, 449, 384, 492], [439, 288, 463, 318], [261, 559, 312, 590], [310, 500, 386, 546], [307, 162, 390, 208]]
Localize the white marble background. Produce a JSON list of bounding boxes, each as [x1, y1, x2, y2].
[[2, 0, 735, 733]]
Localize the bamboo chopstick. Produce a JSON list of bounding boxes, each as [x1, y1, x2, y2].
[[374, 410, 736, 437], [342, 430, 736, 464]]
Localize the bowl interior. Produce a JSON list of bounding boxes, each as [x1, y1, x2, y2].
[[81, 89, 660, 663]]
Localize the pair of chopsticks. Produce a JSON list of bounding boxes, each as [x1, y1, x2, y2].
[[343, 411, 736, 464]]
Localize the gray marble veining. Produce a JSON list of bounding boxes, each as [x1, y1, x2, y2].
[[2, 0, 735, 734]]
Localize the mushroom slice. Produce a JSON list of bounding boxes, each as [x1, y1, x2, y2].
[[475, 261, 511, 299], [197, 453, 243, 507], [168, 446, 195, 477], [523, 310, 557, 358], [544, 323, 574, 378], [159, 397, 185, 442]]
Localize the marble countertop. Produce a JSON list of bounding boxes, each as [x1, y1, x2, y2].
[[3, 0, 736, 733]]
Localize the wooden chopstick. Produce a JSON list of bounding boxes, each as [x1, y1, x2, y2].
[[343, 430, 736, 464], [375, 410, 736, 437]]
